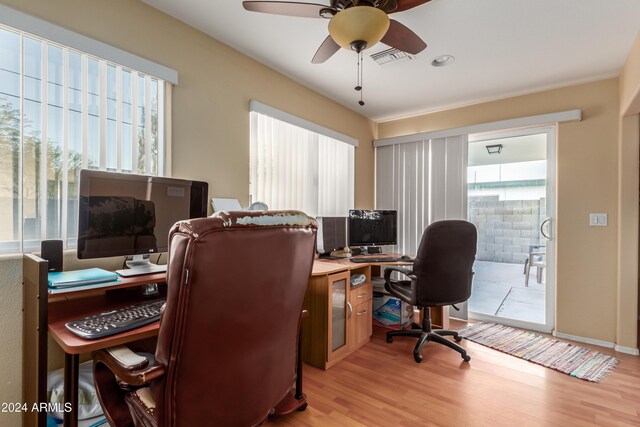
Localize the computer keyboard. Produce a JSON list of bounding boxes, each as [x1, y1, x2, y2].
[[65, 299, 166, 339], [350, 257, 401, 263]]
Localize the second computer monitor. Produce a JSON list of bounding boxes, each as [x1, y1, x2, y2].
[[348, 210, 397, 249], [316, 217, 348, 255]]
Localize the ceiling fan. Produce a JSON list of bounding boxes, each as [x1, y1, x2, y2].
[[242, 0, 430, 64]]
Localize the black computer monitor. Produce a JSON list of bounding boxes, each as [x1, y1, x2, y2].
[[316, 217, 348, 255], [77, 170, 208, 267], [348, 210, 397, 250]]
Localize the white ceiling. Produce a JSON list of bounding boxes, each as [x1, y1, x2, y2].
[[469, 134, 546, 166], [142, 0, 640, 122]]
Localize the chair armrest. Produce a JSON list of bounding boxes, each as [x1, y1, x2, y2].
[[384, 267, 415, 281], [383, 267, 417, 305], [94, 347, 165, 387]]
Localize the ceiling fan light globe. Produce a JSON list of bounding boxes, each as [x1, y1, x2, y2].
[[328, 6, 390, 51]]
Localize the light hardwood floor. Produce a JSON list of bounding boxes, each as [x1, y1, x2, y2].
[[270, 321, 640, 426]]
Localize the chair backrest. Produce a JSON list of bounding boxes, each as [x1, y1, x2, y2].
[[412, 220, 478, 307], [152, 210, 317, 426]]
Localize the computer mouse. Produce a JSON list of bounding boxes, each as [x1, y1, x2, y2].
[[401, 255, 413, 261]]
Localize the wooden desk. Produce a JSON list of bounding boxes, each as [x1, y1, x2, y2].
[[303, 260, 371, 369], [302, 255, 448, 370], [320, 254, 448, 329], [23, 254, 449, 423], [343, 256, 450, 330], [23, 254, 165, 427]]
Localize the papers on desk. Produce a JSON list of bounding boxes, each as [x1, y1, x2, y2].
[[48, 268, 119, 292], [211, 197, 242, 212]]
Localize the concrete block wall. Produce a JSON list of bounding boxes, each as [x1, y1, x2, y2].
[[468, 195, 546, 264]]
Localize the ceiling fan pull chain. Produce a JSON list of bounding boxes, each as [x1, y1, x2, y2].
[[359, 51, 365, 106], [355, 52, 362, 92]]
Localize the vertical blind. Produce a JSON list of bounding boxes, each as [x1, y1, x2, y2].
[[249, 110, 355, 218], [0, 24, 168, 253], [376, 135, 468, 255]]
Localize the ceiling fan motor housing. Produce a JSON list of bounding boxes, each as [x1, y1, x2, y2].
[[339, 0, 397, 10], [350, 40, 368, 52]]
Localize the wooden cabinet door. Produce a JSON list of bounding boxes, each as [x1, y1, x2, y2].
[[349, 300, 372, 350], [327, 271, 351, 363]]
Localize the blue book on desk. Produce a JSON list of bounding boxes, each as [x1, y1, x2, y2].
[[48, 268, 119, 289]]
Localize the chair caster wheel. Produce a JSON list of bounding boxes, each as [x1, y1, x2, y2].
[[454, 334, 462, 342], [462, 354, 471, 362], [296, 402, 308, 412], [386, 336, 393, 343], [413, 353, 423, 363]]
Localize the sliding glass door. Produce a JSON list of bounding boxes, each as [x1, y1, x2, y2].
[[466, 126, 556, 333]]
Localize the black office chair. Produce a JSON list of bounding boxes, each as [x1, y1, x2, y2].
[[384, 220, 478, 363]]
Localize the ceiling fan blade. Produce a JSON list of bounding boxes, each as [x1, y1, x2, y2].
[[392, 0, 431, 13], [312, 35, 341, 63], [381, 19, 427, 54], [243, 1, 330, 18]]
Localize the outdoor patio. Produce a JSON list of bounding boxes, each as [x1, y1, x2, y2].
[[468, 260, 545, 324]]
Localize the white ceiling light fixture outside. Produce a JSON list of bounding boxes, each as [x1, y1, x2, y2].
[[431, 54, 455, 67], [486, 144, 503, 155]]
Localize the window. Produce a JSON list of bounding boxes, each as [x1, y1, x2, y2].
[[249, 102, 355, 218], [0, 24, 169, 253]]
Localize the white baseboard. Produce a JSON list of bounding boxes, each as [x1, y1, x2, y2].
[[614, 344, 640, 356], [553, 331, 639, 356], [552, 331, 614, 348]]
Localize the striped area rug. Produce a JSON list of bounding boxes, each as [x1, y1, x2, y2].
[[459, 322, 618, 382]]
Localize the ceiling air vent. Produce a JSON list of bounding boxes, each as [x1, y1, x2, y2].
[[370, 48, 414, 65]]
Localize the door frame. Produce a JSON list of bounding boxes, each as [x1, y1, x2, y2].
[[467, 125, 556, 333]]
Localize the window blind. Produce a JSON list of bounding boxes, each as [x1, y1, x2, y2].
[[249, 109, 355, 218], [0, 24, 170, 253], [375, 135, 467, 255], [0, 4, 178, 84]]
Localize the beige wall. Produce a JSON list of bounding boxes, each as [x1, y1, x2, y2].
[[617, 36, 640, 351], [378, 79, 633, 346], [616, 114, 639, 350], [620, 32, 640, 116], [0, 0, 375, 423]]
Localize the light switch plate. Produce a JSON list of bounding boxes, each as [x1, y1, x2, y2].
[[589, 213, 608, 227]]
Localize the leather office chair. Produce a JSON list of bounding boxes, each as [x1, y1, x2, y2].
[[93, 210, 317, 426], [384, 220, 477, 363]]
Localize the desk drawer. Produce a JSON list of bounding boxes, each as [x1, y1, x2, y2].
[[350, 283, 371, 303], [349, 300, 372, 349]]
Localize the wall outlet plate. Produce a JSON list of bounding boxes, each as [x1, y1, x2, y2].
[[589, 213, 608, 227]]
